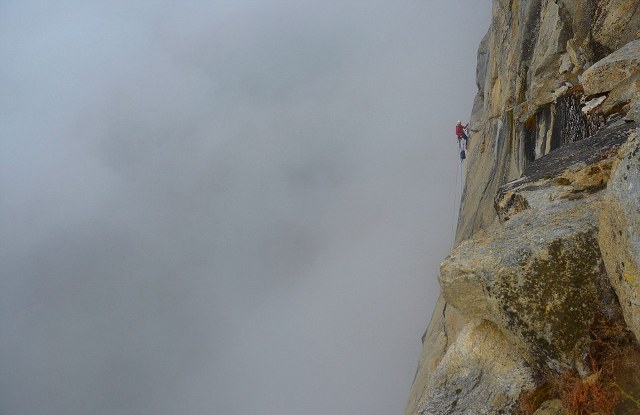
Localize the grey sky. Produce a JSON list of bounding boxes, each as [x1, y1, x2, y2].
[[0, 1, 491, 414]]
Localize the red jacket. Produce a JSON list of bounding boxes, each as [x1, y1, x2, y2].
[[456, 124, 468, 137]]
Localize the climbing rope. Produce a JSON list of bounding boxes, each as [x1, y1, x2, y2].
[[449, 138, 467, 250], [450, 148, 460, 250]]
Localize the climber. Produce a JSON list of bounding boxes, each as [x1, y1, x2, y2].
[[455, 120, 469, 150]]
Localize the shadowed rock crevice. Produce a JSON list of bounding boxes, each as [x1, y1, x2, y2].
[[501, 120, 635, 192], [550, 94, 589, 149]]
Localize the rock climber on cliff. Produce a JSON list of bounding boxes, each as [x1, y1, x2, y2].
[[456, 120, 469, 150]]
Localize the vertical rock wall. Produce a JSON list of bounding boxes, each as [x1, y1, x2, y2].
[[405, 1, 640, 414]]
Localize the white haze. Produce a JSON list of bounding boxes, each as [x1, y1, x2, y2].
[[0, 1, 490, 414]]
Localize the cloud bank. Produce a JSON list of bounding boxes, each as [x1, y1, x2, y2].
[[0, 1, 491, 414]]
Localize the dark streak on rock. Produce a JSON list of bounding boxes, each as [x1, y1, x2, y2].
[[498, 121, 636, 201]]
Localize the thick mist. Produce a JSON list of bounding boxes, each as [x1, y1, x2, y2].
[[0, 2, 491, 414]]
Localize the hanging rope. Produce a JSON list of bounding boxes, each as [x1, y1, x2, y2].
[[449, 136, 468, 250], [450, 147, 460, 250]]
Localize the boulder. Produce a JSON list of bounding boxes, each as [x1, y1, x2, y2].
[[601, 72, 640, 115], [440, 204, 612, 370], [441, 126, 633, 369], [403, 296, 467, 415], [581, 40, 640, 96], [599, 130, 640, 341], [416, 321, 533, 415], [626, 98, 640, 123], [532, 399, 564, 415], [566, 37, 589, 72], [591, 0, 640, 52], [582, 96, 607, 114]]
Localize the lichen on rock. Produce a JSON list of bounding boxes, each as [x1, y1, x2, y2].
[[581, 39, 640, 97], [441, 187, 619, 370], [417, 321, 534, 415], [599, 130, 640, 342]]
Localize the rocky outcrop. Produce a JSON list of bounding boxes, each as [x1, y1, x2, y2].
[[406, 1, 640, 414], [628, 98, 640, 123], [417, 321, 534, 415], [443, 194, 611, 370], [456, 2, 640, 244], [404, 297, 468, 415], [591, 0, 640, 52], [599, 131, 640, 341], [440, 124, 634, 374], [581, 40, 640, 96]]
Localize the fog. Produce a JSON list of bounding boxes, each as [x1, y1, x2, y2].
[[0, 2, 490, 414]]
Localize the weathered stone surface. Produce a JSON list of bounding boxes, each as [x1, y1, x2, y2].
[[457, 0, 576, 242], [557, 1, 597, 50], [601, 72, 640, 115], [592, 0, 640, 52], [486, 125, 625, 236], [404, 296, 468, 415], [565, 37, 589, 72], [626, 98, 640, 123], [532, 399, 564, 415], [555, 157, 615, 195], [527, 1, 573, 106], [504, 120, 634, 184], [469, 29, 491, 132], [599, 130, 640, 341], [476, 29, 490, 96], [582, 95, 607, 114], [495, 190, 530, 222], [558, 0, 640, 65], [479, 0, 576, 120], [456, 5, 640, 245], [441, 195, 617, 369], [456, 113, 523, 243], [581, 40, 640, 96], [416, 321, 534, 415], [445, 124, 636, 369]]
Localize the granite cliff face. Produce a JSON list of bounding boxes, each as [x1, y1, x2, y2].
[[405, 1, 640, 414]]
